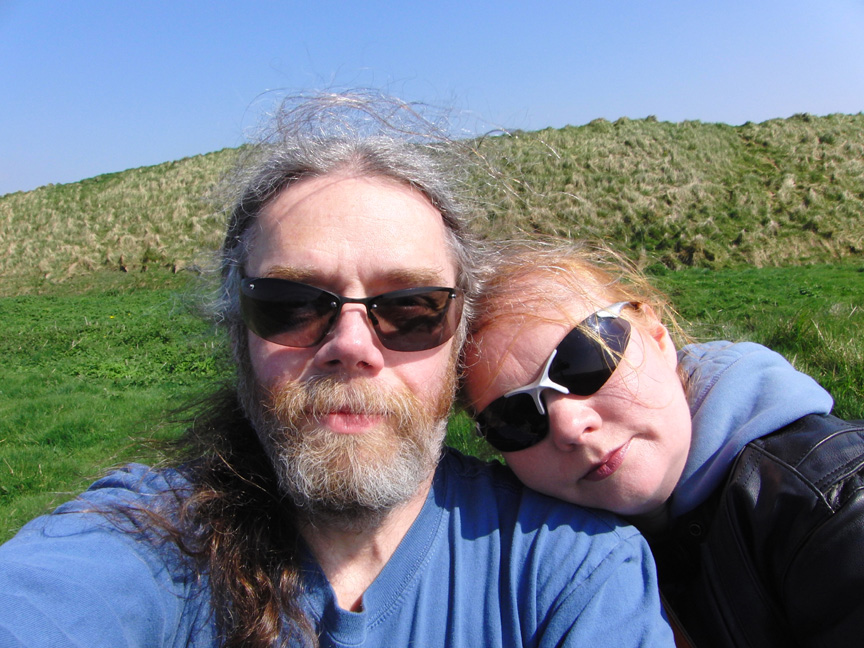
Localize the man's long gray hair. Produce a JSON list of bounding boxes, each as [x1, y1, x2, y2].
[[170, 92, 487, 648]]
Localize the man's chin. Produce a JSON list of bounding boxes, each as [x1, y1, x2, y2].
[[272, 416, 446, 527], [239, 364, 456, 528]]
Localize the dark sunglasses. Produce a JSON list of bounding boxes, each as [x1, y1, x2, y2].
[[239, 277, 463, 352], [475, 302, 637, 452]]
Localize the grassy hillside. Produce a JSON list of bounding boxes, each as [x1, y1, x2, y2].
[[475, 112, 864, 267], [1, 113, 863, 540], [0, 148, 239, 292], [1, 113, 862, 295]]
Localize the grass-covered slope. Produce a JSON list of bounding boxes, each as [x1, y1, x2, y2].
[[1, 112, 862, 294], [1, 112, 862, 540], [476, 112, 864, 267], [0, 148, 239, 290]]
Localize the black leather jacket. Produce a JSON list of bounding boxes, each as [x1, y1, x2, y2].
[[647, 414, 864, 648]]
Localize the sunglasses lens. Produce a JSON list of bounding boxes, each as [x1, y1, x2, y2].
[[550, 316, 632, 396], [240, 279, 336, 347], [240, 280, 462, 352], [476, 308, 634, 453], [372, 289, 462, 352], [477, 393, 548, 452]]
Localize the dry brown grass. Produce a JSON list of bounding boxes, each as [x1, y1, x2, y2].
[[2, 113, 862, 292], [0, 148, 238, 290]]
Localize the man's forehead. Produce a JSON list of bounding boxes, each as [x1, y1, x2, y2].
[[246, 173, 458, 287]]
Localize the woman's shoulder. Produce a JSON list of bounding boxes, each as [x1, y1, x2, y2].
[[745, 414, 864, 501]]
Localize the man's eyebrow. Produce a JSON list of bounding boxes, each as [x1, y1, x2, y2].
[[262, 266, 318, 283], [261, 266, 453, 288], [383, 268, 453, 287]]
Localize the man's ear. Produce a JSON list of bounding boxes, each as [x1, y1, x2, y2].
[[639, 304, 678, 368]]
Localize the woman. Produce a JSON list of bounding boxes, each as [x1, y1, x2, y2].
[[463, 241, 864, 648]]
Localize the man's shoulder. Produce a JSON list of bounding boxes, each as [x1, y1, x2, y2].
[[433, 448, 663, 641], [55, 463, 191, 515], [0, 463, 212, 647], [438, 448, 640, 541], [438, 446, 520, 488], [2, 462, 198, 591], [4, 463, 191, 545]]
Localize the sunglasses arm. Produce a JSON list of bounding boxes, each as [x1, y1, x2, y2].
[[503, 349, 570, 415]]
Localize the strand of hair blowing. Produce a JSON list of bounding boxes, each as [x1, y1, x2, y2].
[[176, 389, 316, 647]]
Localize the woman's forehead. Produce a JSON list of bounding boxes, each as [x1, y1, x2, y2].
[[482, 287, 603, 335], [467, 283, 617, 403]]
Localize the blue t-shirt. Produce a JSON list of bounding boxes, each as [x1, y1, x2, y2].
[[0, 450, 673, 647]]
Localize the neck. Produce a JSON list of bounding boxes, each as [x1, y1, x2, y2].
[[626, 502, 671, 535], [300, 472, 433, 611]]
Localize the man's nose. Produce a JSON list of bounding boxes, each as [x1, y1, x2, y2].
[[312, 304, 385, 374], [544, 393, 603, 452]]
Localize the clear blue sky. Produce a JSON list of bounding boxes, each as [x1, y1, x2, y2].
[[3, 0, 864, 196]]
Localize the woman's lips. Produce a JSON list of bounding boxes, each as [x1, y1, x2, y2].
[[582, 439, 632, 482]]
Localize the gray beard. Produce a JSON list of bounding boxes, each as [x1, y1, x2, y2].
[[240, 373, 453, 531]]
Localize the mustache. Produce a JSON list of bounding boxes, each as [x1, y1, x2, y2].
[[267, 375, 420, 427]]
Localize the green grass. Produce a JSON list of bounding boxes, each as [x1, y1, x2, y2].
[[2, 263, 862, 542], [0, 270, 226, 541], [2, 112, 864, 542], [655, 263, 864, 420]]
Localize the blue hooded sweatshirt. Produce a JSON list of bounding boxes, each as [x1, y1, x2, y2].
[[670, 341, 833, 518]]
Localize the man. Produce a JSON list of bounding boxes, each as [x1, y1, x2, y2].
[[0, 94, 674, 647]]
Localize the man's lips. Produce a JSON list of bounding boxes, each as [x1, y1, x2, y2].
[[320, 410, 384, 434], [582, 439, 632, 482]]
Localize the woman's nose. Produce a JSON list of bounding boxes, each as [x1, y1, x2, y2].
[[544, 392, 603, 452]]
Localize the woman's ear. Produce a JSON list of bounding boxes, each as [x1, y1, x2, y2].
[[639, 304, 678, 368]]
